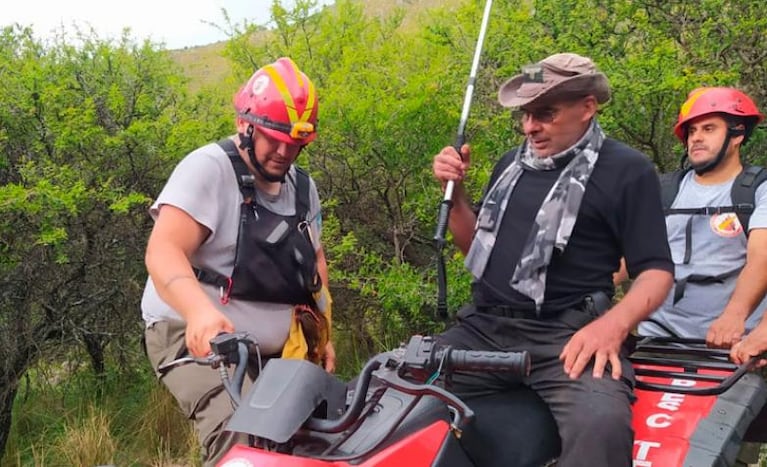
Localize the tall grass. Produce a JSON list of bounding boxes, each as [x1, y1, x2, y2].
[[51, 407, 117, 466], [3, 360, 199, 467], [128, 383, 200, 467]]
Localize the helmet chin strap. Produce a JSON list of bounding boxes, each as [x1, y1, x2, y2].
[[688, 127, 744, 175], [238, 125, 286, 183], [689, 136, 730, 175]]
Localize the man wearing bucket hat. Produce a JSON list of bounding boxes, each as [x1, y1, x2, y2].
[[432, 52, 674, 466]]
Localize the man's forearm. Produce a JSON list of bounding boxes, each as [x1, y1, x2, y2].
[[606, 268, 674, 331], [722, 259, 767, 321], [724, 230, 767, 320], [447, 183, 478, 255], [722, 229, 767, 321]]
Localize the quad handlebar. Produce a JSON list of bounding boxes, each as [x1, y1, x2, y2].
[[157, 332, 258, 406], [399, 335, 531, 376], [305, 335, 530, 434], [158, 333, 530, 434]]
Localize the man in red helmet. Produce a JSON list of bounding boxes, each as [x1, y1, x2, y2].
[[638, 88, 767, 351], [141, 57, 335, 465]]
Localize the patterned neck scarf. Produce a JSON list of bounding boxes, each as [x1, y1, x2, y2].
[[465, 119, 605, 312]]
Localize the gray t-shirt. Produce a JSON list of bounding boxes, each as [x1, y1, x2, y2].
[[141, 140, 323, 355], [639, 170, 767, 338]]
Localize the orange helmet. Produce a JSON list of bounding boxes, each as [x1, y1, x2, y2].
[[674, 87, 764, 141], [233, 57, 318, 145]]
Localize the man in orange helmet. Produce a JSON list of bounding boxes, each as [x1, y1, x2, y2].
[[639, 87, 767, 352], [141, 57, 334, 465]]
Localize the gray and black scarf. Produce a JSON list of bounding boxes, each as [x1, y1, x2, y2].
[[465, 119, 605, 313]]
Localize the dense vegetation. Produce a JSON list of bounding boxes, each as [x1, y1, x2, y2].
[[1, 0, 765, 464]]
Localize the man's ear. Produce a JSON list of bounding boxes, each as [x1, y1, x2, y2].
[[235, 117, 249, 133], [730, 124, 746, 148], [582, 95, 599, 121]]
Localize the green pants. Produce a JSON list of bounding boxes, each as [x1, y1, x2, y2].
[[144, 319, 255, 467]]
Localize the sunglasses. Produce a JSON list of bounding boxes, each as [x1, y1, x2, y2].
[[511, 95, 593, 124], [512, 107, 561, 124]]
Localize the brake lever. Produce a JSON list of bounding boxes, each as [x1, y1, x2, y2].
[[157, 353, 223, 375]]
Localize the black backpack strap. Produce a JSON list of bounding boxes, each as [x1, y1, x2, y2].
[[216, 138, 256, 202], [673, 269, 741, 304], [191, 138, 254, 301], [293, 166, 311, 221], [659, 168, 689, 212], [731, 164, 767, 234], [291, 166, 321, 298]]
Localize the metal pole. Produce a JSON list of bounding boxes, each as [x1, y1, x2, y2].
[[434, 0, 494, 318]]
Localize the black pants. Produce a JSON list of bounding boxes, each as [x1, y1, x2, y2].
[[437, 304, 635, 467]]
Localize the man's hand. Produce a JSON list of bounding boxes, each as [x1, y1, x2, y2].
[[560, 313, 629, 380], [323, 341, 337, 373], [432, 144, 471, 188], [185, 308, 235, 357], [706, 314, 746, 348], [731, 325, 767, 366]]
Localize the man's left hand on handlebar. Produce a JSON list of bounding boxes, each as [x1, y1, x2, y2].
[[560, 312, 629, 380], [185, 308, 236, 357]]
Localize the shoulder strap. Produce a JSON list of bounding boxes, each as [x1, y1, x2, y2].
[[216, 138, 312, 219], [216, 138, 255, 201], [659, 168, 689, 211], [293, 166, 311, 221], [731, 164, 767, 235]]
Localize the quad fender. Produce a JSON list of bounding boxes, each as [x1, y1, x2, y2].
[[632, 363, 767, 466], [217, 416, 464, 467]]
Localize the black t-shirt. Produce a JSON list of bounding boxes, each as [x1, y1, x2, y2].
[[472, 138, 673, 313]]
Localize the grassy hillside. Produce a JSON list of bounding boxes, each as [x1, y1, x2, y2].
[[169, 41, 231, 92], [169, 0, 461, 91]]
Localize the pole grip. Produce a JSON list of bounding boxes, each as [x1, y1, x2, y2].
[[433, 198, 453, 243]]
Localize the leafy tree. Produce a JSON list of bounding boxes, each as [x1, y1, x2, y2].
[[0, 25, 223, 455], [224, 0, 767, 358], [4, 0, 767, 458]]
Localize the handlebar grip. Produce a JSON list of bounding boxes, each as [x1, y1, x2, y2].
[[448, 350, 531, 377]]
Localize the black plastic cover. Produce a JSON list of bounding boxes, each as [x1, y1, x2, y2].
[[226, 358, 348, 442]]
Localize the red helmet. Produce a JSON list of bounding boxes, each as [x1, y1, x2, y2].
[[673, 87, 764, 141], [233, 57, 318, 145]]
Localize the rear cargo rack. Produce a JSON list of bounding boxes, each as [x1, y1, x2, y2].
[[630, 337, 751, 396]]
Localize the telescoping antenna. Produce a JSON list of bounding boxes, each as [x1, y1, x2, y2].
[[434, 0, 494, 319]]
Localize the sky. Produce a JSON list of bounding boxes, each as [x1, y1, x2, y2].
[[1, 1, 333, 50]]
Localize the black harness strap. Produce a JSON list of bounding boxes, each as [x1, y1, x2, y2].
[[661, 164, 765, 303], [218, 138, 256, 201], [293, 165, 311, 223], [193, 139, 312, 295], [662, 164, 765, 234], [673, 270, 740, 304], [731, 164, 767, 233], [217, 138, 311, 216], [682, 217, 693, 265], [667, 205, 750, 216], [659, 169, 685, 214]]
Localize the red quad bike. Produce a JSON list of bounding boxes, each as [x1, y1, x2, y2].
[[159, 333, 767, 467]]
